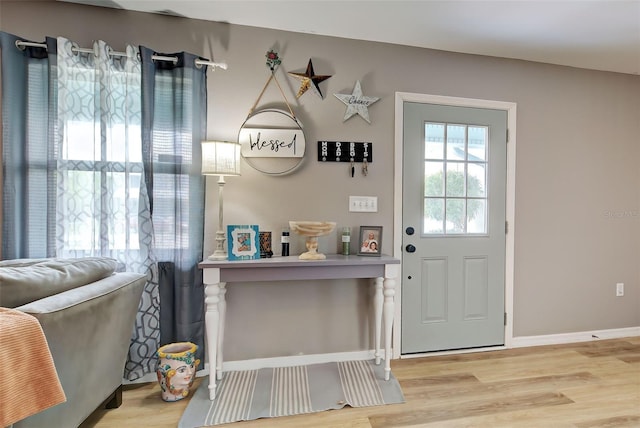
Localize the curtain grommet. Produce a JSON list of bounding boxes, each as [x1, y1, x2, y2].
[[71, 42, 80, 56]]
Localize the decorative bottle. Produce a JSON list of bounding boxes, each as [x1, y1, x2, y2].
[[341, 227, 351, 255], [281, 229, 290, 256]]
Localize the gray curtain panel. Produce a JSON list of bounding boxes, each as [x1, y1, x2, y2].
[[139, 46, 207, 367], [0, 32, 58, 259]]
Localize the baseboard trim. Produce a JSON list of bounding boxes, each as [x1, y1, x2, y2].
[[124, 350, 379, 384], [125, 328, 639, 385], [125, 364, 211, 385], [511, 326, 640, 348], [222, 350, 377, 372]]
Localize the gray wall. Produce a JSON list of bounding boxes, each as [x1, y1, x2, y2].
[[2, 1, 638, 361]]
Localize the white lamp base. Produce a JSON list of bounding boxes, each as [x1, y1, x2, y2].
[[208, 230, 228, 260], [208, 251, 228, 261]]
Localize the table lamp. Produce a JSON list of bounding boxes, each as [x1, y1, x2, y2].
[[202, 140, 241, 260]]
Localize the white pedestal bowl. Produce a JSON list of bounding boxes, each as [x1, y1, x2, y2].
[[289, 221, 336, 260]]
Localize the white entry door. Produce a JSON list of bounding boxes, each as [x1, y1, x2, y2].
[[401, 101, 507, 354]]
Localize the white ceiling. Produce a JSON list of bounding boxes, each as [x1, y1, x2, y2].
[[64, 0, 640, 75]]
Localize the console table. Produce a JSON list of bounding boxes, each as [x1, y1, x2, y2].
[[199, 254, 400, 400]]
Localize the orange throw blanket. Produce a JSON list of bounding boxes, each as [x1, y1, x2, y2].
[[0, 308, 66, 426]]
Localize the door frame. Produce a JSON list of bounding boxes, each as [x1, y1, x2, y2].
[[393, 92, 517, 358]]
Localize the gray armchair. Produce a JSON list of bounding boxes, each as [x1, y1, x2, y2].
[[0, 258, 146, 428]]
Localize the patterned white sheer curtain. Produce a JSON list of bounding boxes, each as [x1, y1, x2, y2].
[[55, 37, 160, 379]]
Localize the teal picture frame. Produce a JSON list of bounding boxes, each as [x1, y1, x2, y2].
[[227, 225, 260, 260]]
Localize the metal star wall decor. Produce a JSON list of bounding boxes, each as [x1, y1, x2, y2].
[[334, 80, 380, 124], [288, 59, 332, 99]]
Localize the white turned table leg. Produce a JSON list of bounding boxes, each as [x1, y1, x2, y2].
[[203, 268, 221, 400], [383, 264, 399, 381], [373, 277, 383, 365], [216, 282, 227, 381]]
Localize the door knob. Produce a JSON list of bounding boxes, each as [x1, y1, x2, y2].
[[405, 244, 416, 253], [405, 227, 415, 235]]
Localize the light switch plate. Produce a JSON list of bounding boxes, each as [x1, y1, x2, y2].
[[349, 196, 378, 212]]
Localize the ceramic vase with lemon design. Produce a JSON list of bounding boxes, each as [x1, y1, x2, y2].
[[156, 342, 200, 402]]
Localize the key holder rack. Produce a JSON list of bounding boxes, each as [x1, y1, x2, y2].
[[317, 141, 373, 163]]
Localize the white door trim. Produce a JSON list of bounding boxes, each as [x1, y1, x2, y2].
[[393, 92, 517, 358]]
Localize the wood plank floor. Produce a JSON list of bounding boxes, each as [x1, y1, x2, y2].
[[81, 337, 640, 427]]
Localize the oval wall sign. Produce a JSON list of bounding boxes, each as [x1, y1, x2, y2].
[[238, 109, 306, 175]]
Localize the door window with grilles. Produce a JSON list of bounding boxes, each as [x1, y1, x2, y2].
[[423, 123, 488, 235]]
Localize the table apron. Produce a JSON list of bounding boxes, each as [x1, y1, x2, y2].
[[218, 265, 385, 282]]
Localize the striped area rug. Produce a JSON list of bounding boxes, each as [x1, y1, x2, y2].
[[179, 360, 405, 427]]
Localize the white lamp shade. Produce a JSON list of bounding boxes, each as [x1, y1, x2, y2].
[[201, 140, 241, 176]]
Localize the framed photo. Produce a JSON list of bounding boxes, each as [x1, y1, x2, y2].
[[227, 225, 260, 260], [358, 226, 383, 256]]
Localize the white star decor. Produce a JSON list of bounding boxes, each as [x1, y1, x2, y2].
[[334, 80, 380, 124]]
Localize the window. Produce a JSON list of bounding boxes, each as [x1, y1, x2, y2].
[[57, 62, 143, 253], [146, 73, 195, 251], [423, 122, 488, 235]]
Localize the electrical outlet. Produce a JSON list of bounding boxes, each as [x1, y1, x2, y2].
[[349, 196, 378, 212], [616, 283, 624, 297]]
